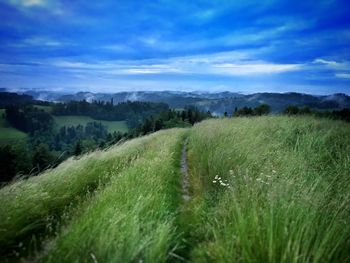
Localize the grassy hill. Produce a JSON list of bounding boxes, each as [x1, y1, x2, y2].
[[0, 109, 27, 144], [54, 115, 128, 133], [0, 116, 349, 262]]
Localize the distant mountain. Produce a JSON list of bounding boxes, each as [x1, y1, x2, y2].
[[57, 91, 245, 109], [3, 89, 349, 115], [22, 90, 68, 102], [55, 91, 350, 115], [202, 92, 350, 115]]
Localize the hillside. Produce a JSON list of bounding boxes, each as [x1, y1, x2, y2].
[[0, 116, 350, 262]]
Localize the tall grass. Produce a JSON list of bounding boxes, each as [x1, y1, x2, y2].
[[0, 131, 179, 256], [186, 116, 350, 262], [1, 116, 349, 263], [42, 129, 186, 262]]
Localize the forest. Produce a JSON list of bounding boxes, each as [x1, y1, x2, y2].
[[0, 96, 211, 183]]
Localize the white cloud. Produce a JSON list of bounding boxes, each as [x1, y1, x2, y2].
[[50, 51, 302, 77], [119, 65, 182, 74], [53, 61, 103, 69], [311, 59, 349, 72], [313, 58, 338, 65], [9, 0, 46, 7], [212, 63, 300, 75], [24, 37, 63, 46], [8, 0, 64, 15], [335, 73, 350, 79], [8, 36, 71, 48]]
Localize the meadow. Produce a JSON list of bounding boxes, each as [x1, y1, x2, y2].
[[0, 116, 349, 262], [54, 115, 128, 133], [185, 116, 350, 262]]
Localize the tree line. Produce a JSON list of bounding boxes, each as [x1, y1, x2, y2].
[[132, 107, 212, 136], [0, 120, 122, 182], [0, 104, 211, 184], [52, 100, 169, 128], [282, 105, 350, 122], [224, 103, 350, 123], [5, 105, 54, 134]]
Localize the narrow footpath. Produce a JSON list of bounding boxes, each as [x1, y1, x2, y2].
[[181, 138, 190, 202]]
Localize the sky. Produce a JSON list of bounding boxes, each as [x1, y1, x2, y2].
[[0, 0, 350, 94]]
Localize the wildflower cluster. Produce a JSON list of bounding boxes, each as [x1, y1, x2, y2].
[[256, 169, 276, 185], [213, 174, 231, 188]]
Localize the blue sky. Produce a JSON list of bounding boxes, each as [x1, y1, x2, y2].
[[0, 0, 350, 94]]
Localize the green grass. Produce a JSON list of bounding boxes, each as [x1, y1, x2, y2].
[[54, 115, 128, 133], [185, 116, 350, 262], [0, 130, 183, 255], [33, 105, 53, 113], [0, 109, 27, 144], [1, 116, 349, 262], [43, 129, 186, 262]]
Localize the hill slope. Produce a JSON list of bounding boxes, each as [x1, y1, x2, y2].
[[0, 116, 349, 262]]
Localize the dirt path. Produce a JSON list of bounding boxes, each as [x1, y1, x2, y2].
[[181, 138, 190, 202]]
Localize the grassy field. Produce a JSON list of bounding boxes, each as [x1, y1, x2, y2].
[[44, 129, 186, 262], [0, 109, 27, 144], [54, 115, 128, 133], [33, 105, 53, 113], [0, 116, 349, 262], [185, 116, 350, 262]]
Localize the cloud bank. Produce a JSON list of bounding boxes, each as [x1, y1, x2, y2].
[[0, 0, 349, 94]]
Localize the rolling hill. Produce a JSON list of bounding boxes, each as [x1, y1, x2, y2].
[[22, 90, 350, 115], [0, 116, 349, 262]]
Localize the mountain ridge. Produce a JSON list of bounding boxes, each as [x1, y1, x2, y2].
[[3, 89, 350, 114]]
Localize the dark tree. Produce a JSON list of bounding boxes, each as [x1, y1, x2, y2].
[[74, 141, 83, 156], [154, 118, 164, 131], [254, 104, 271, 116], [283, 105, 300, 115], [234, 106, 254, 116], [0, 145, 16, 182], [32, 143, 53, 172]]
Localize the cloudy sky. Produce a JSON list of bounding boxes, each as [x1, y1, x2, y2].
[[0, 0, 350, 94]]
